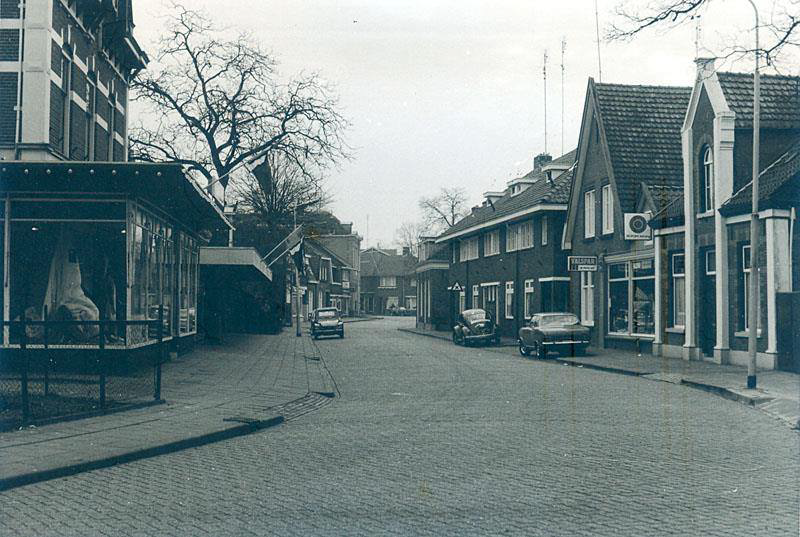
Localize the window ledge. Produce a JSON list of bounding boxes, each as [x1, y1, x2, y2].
[[484, 252, 500, 257], [734, 330, 763, 339], [666, 327, 685, 334], [696, 211, 715, 219], [606, 333, 655, 341]]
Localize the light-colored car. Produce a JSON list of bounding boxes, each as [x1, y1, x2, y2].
[[310, 307, 344, 339], [518, 313, 590, 358]]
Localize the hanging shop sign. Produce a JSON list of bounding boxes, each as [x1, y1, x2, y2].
[[624, 213, 653, 240], [567, 256, 598, 272]]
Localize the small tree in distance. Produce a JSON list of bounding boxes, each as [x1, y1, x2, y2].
[[418, 187, 470, 235]]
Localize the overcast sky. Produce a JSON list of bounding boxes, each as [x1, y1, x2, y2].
[[133, 0, 797, 249]]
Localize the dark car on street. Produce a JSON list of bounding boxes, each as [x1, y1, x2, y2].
[[310, 307, 344, 339], [518, 312, 590, 358], [452, 308, 500, 346]]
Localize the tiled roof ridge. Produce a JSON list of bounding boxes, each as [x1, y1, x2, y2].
[[717, 71, 800, 81], [594, 81, 692, 91]]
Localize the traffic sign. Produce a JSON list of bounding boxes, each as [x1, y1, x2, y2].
[[448, 282, 464, 291], [567, 256, 598, 272]]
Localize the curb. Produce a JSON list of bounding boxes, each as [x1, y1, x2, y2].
[[397, 328, 517, 347], [552, 357, 647, 377], [0, 415, 284, 492]]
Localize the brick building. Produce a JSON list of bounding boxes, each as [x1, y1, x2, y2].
[[561, 79, 692, 352], [360, 247, 417, 315], [415, 236, 450, 330], [436, 150, 576, 339], [302, 238, 355, 317], [649, 61, 800, 370]]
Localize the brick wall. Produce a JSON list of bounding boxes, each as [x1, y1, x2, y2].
[[0, 72, 17, 145], [94, 125, 108, 161]]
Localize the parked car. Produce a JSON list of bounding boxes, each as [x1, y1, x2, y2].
[[452, 309, 500, 346], [518, 312, 590, 358], [310, 307, 344, 339]]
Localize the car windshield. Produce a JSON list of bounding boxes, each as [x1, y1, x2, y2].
[[538, 314, 579, 326], [463, 310, 488, 323], [317, 310, 338, 319]]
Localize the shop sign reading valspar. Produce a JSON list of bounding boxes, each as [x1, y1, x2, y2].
[[567, 256, 598, 272]]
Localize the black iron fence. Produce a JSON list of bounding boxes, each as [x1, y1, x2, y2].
[[0, 307, 167, 430]]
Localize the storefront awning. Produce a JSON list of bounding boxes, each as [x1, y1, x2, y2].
[[0, 161, 231, 232], [199, 247, 272, 281]]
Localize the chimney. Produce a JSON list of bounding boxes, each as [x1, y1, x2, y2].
[[534, 152, 552, 171], [695, 57, 715, 79]]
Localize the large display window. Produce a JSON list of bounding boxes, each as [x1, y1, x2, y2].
[[608, 258, 655, 336], [178, 233, 198, 335]]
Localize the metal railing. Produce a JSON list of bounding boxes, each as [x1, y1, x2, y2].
[[0, 307, 167, 429]]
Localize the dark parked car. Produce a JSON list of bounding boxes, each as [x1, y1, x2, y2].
[[452, 309, 500, 346], [518, 313, 590, 358], [310, 307, 344, 339]]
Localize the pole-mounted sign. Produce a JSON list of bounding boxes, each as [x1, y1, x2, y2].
[[448, 282, 464, 291]]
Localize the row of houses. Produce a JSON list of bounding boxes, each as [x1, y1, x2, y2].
[[417, 58, 800, 372]]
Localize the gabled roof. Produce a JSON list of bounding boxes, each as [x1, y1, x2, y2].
[[360, 249, 417, 277], [437, 151, 576, 242], [721, 135, 800, 215], [305, 238, 351, 268], [594, 82, 692, 212], [717, 72, 800, 129]]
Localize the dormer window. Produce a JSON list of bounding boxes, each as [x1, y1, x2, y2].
[[700, 146, 714, 213]]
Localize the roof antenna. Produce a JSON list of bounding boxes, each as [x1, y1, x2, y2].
[[594, 0, 603, 82], [561, 37, 566, 156], [543, 49, 548, 155]]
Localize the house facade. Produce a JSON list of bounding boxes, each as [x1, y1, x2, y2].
[[415, 237, 450, 330], [314, 225, 362, 316], [437, 151, 575, 339], [0, 1, 230, 352], [302, 238, 355, 317], [649, 60, 800, 370], [562, 79, 692, 352], [360, 248, 417, 314]]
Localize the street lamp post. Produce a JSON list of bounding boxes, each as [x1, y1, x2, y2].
[[745, 0, 760, 389]]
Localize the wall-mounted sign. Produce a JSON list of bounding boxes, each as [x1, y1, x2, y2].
[[567, 256, 598, 272], [624, 213, 652, 240], [448, 282, 464, 291]]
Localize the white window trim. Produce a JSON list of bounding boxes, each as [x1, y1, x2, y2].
[[584, 190, 596, 239], [484, 230, 500, 257], [601, 184, 614, 235], [523, 279, 535, 319], [671, 253, 686, 328], [580, 271, 595, 327]]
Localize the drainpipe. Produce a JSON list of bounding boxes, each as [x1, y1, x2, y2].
[[13, 0, 26, 159], [745, 0, 760, 389]]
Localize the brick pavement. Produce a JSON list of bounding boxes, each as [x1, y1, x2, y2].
[[1, 317, 798, 536], [0, 327, 336, 489], [401, 325, 800, 429]]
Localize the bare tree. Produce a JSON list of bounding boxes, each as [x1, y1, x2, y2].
[[418, 187, 469, 233], [608, 0, 800, 66], [129, 3, 349, 189], [394, 221, 424, 256]]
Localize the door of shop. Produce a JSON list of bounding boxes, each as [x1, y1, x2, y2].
[[699, 248, 716, 357]]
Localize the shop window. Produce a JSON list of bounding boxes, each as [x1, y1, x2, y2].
[[178, 233, 198, 335], [671, 253, 686, 327], [580, 271, 594, 326], [524, 280, 535, 319], [608, 259, 655, 336], [9, 220, 126, 345], [504, 282, 514, 319]]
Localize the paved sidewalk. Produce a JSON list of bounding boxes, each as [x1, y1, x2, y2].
[[400, 326, 800, 429], [0, 328, 336, 490]]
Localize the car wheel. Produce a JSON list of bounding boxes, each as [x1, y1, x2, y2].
[[518, 340, 529, 356], [339, 330, 344, 339], [536, 341, 547, 359], [452, 331, 460, 345]]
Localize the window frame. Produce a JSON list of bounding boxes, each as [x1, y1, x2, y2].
[[504, 282, 514, 319], [541, 216, 548, 246], [459, 237, 479, 262], [580, 271, 594, 326], [671, 253, 686, 328], [700, 145, 714, 214], [584, 190, 596, 239], [601, 184, 614, 235], [484, 230, 500, 257], [523, 279, 535, 319]]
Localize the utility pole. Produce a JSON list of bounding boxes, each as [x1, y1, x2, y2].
[[561, 37, 566, 156], [746, 0, 760, 388]]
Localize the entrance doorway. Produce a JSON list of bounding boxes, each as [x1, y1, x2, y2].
[[699, 248, 716, 357]]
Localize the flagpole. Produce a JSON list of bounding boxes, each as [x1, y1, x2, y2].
[[294, 202, 302, 337]]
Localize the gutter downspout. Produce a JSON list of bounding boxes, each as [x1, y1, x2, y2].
[[14, 0, 26, 159]]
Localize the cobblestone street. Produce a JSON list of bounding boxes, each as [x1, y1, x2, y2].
[[2, 317, 798, 536]]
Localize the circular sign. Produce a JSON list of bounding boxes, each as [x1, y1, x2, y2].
[[629, 214, 649, 234]]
